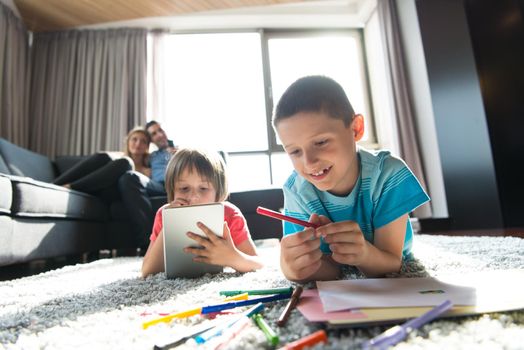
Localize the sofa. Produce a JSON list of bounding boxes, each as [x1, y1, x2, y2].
[[0, 137, 284, 267]]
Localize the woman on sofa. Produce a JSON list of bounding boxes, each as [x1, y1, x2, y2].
[[53, 127, 151, 202]]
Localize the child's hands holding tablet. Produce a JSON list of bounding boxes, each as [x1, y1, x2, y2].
[[169, 198, 236, 265], [184, 221, 240, 267], [163, 202, 225, 278]]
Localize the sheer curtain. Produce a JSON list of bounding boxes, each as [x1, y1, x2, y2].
[[30, 28, 147, 157], [377, 0, 432, 218], [0, 3, 30, 147], [146, 31, 169, 126]]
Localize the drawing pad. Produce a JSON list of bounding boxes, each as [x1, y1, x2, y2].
[[162, 202, 224, 278]]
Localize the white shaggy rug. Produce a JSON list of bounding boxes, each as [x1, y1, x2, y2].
[[1, 235, 524, 350]]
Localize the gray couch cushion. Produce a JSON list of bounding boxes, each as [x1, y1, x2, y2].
[[0, 175, 12, 214], [0, 138, 56, 183], [9, 175, 109, 221]]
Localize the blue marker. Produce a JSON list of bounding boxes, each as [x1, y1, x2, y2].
[[201, 292, 292, 314], [195, 302, 264, 344]]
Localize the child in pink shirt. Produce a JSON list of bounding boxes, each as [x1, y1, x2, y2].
[[141, 148, 262, 277]]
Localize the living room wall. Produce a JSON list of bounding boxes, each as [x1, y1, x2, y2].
[[414, 0, 524, 230], [3, 0, 521, 231], [463, 0, 524, 228]]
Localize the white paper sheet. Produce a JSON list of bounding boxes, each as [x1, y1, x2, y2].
[[317, 276, 477, 313]]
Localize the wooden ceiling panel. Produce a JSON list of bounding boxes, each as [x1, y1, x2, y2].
[[13, 0, 304, 32]]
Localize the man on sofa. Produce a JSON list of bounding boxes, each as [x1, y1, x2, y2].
[[118, 121, 176, 247], [145, 120, 177, 194]]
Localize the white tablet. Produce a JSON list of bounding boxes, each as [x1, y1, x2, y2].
[[162, 202, 224, 278]]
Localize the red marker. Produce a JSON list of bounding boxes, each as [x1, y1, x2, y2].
[[256, 207, 319, 229], [280, 330, 328, 350]]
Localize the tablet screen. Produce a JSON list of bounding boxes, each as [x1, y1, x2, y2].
[[162, 202, 224, 278]]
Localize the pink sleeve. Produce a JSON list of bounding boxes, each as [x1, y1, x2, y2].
[[224, 201, 250, 246], [149, 206, 165, 242]]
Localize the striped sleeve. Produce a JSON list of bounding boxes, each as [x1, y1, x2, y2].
[[372, 158, 430, 229]]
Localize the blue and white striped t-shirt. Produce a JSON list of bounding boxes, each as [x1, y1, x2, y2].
[[282, 148, 430, 259]]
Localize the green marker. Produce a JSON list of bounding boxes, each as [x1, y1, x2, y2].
[[219, 286, 293, 297], [253, 313, 279, 346]]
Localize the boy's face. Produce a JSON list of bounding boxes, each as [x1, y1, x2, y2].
[[276, 111, 364, 196], [173, 167, 218, 206]]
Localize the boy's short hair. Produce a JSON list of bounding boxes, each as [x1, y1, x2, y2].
[[273, 75, 355, 127], [164, 148, 229, 203]]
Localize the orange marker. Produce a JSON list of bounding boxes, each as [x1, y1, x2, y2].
[[280, 330, 327, 350]]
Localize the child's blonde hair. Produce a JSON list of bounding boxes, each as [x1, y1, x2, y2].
[[165, 148, 228, 203]]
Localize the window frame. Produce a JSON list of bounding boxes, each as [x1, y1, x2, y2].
[[148, 27, 377, 189]]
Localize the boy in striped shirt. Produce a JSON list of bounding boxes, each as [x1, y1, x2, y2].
[[273, 76, 429, 282]]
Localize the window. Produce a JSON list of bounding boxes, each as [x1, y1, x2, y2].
[[147, 30, 374, 191]]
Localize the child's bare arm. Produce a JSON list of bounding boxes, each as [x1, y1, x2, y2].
[[229, 239, 264, 272], [141, 199, 190, 278], [141, 231, 165, 278], [318, 214, 407, 277]]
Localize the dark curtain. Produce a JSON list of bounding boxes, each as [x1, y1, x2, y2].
[[30, 28, 147, 157], [0, 3, 30, 147]]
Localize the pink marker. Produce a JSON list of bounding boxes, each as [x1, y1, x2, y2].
[[256, 206, 319, 229]]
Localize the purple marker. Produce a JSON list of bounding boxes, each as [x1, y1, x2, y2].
[[363, 300, 453, 349]]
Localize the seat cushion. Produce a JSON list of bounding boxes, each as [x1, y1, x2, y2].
[[9, 175, 109, 221], [0, 138, 56, 182], [0, 175, 12, 214]]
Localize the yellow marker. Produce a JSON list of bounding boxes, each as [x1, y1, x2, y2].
[[223, 292, 249, 302], [142, 293, 249, 329], [142, 307, 202, 329]]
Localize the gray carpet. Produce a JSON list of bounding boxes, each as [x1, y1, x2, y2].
[[1, 235, 524, 349]]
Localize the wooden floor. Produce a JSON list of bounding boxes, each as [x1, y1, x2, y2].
[[1, 228, 523, 281]]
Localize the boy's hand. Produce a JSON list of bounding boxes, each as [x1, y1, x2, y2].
[[316, 221, 370, 266], [280, 213, 328, 281], [184, 222, 239, 266]]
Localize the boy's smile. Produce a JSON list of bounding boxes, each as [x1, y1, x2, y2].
[[276, 111, 364, 196], [310, 165, 332, 180]]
